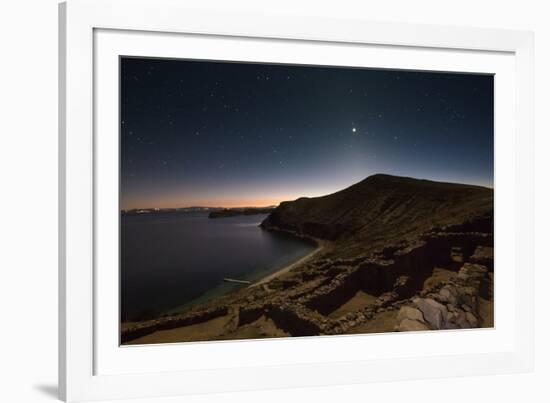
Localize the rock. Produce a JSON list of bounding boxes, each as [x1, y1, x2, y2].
[[470, 246, 494, 270], [446, 311, 457, 321], [375, 291, 398, 308], [397, 306, 425, 324], [437, 287, 454, 304], [465, 312, 478, 327], [396, 319, 430, 332], [451, 246, 464, 263], [455, 311, 470, 328], [414, 298, 448, 329], [457, 263, 488, 285], [461, 304, 472, 312]]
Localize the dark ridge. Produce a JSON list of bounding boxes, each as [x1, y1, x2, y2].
[[261, 174, 493, 255]]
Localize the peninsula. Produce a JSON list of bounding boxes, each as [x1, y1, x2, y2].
[[208, 207, 276, 219]]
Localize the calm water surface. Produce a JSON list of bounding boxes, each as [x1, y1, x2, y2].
[[121, 212, 315, 321]]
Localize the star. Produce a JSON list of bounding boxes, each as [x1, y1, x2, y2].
[[352, 127, 357, 133]]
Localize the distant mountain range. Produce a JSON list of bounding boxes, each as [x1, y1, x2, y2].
[[208, 207, 276, 219], [122, 206, 277, 216]]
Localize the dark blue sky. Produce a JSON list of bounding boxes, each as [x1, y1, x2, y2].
[[120, 57, 493, 209]]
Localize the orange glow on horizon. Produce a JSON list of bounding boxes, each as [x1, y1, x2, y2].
[[121, 196, 304, 210]]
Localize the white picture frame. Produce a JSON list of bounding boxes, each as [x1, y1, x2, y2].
[[59, 0, 534, 401]]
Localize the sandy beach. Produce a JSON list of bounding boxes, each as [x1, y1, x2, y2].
[[250, 239, 326, 287]]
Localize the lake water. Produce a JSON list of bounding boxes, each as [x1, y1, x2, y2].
[[121, 212, 316, 321]]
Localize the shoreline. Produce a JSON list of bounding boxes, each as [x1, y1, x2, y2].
[[250, 228, 327, 287], [159, 226, 322, 316], [250, 244, 324, 287]]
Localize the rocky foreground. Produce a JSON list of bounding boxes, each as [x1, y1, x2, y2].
[[121, 174, 494, 344]]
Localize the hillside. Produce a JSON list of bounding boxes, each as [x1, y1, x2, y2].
[[261, 174, 493, 256]]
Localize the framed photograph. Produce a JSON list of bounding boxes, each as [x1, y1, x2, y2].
[[59, 0, 534, 401]]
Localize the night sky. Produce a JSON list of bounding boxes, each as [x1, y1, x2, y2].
[[120, 57, 493, 210]]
